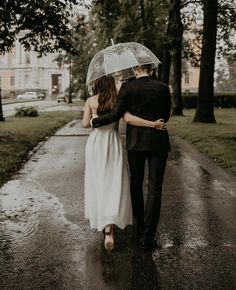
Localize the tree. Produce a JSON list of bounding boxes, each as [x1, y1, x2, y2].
[[56, 14, 100, 101], [160, 0, 184, 115], [161, 11, 172, 85], [0, 0, 87, 55], [217, 1, 236, 59], [193, 0, 218, 123], [90, 0, 121, 49], [91, 0, 168, 63], [181, 0, 235, 122], [170, 0, 184, 116], [215, 57, 236, 93], [0, 0, 87, 120], [225, 58, 236, 92], [0, 88, 4, 121]]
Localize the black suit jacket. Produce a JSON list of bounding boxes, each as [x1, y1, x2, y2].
[[92, 76, 171, 152]]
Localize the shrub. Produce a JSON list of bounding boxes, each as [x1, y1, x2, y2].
[[214, 94, 236, 108], [15, 106, 39, 117], [182, 93, 236, 108]]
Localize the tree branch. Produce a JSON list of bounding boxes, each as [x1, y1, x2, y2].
[[181, 0, 202, 8]]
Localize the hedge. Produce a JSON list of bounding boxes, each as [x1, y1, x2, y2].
[[182, 93, 236, 108]]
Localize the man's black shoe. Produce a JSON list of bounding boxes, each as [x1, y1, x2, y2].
[[140, 239, 157, 251]]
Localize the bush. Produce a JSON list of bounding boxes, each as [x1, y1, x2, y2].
[[15, 106, 39, 117], [214, 93, 236, 108], [183, 94, 198, 108], [182, 93, 236, 108]]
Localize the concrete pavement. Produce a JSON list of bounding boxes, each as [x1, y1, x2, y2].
[[0, 119, 235, 290]]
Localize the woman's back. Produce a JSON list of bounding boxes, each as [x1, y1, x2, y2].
[[88, 95, 118, 131]]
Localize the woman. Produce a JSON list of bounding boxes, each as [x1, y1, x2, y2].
[[82, 75, 165, 252]]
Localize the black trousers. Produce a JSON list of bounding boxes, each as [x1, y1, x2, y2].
[[128, 150, 168, 241]]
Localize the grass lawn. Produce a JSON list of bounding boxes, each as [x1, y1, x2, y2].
[[70, 99, 85, 106], [168, 108, 236, 175], [0, 111, 79, 187]]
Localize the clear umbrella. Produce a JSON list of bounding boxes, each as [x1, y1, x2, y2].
[[86, 42, 161, 89]]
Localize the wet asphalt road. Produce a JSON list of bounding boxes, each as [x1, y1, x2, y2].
[[0, 120, 236, 290]]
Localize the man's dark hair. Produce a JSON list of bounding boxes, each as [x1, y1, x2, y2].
[[135, 64, 152, 73], [140, 64, 152, 71]]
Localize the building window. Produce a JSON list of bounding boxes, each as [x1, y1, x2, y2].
[[185, 73, 190, 84], [10, 76, 15, 86], [26, 53, 31, 64], [25, 74, 30, 87]]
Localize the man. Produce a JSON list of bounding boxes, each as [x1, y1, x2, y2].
[[92, 65, 171, 250]]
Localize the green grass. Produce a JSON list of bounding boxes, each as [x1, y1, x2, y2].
[[168, 108, 236, 175], [70, 99, 85, 106], [0, 111, 79, 187]]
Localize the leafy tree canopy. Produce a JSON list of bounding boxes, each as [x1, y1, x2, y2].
[[0, 0, 88, 55], [56, 14, 98, 99], [182, 0, 236, 66], [91, 0, 169, 58]]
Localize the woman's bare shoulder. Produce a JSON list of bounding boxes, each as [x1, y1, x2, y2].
[[86, 95, 98, 104]]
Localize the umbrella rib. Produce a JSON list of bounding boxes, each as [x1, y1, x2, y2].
[[122, 42, 140, 67], [125, 42, 161, 66], [104, 52, 108, 76]]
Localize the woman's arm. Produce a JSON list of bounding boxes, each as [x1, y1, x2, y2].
[[123, 112, 166, 130], [82, 99, 92, 128]]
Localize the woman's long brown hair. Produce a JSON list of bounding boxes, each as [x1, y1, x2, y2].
[[93, 75, 117, 115]]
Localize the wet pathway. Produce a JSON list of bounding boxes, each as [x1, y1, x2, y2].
[[0, 120, 235, 290]]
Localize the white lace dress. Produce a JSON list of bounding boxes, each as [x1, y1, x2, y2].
[[84, 117, 133, 231]]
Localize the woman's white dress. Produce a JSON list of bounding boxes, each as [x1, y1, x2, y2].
[[84, 118, 133, 231]]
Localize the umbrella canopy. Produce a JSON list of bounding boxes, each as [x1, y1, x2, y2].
[[86, 42, 161, 88]]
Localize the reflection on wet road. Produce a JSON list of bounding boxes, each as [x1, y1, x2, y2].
[[0, 120, 235, 290]]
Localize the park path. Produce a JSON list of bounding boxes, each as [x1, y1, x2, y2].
[[0, 119, 235, 290]]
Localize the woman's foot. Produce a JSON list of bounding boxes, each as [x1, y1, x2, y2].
[[104, 225, 114, 252]]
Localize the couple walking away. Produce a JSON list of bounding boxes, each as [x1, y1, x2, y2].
[[82, 64, 171, 252]]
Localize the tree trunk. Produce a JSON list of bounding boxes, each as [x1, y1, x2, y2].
[[161, 0, 183, 115], [140, 0, 146, 30], [193, 0, 218, 123], [161, 6, 172, 85], [68, 60, 73, 104], [0, 87, 5, 121], [171, 0, 183, 116], [161, 42, 171, 85]]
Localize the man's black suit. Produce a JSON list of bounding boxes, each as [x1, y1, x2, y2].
[[92, 76, 171, 244]]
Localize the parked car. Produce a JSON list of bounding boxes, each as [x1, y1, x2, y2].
[[57, 94, 67, 103], [37, 92, 46, 100], [17, 91, 46, 101]]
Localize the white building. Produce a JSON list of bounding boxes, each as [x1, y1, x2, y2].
[[0, 38, 70, 97]]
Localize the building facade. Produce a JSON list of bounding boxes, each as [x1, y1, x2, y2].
[[0, 39, 70, 97], [182, 64, 200, 93], [181, 17, 201, 93]]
